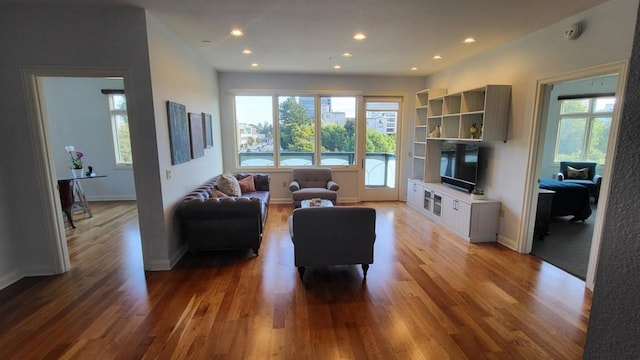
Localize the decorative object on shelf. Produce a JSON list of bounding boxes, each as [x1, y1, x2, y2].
[[65, 145, 84, 178], [86, 165, 96, 177], [471, 187, 486, 200], [429, 125, 441, 138], [469, 123, 479, 139]]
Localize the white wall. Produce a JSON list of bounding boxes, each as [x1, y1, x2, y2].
[[217, 72, 425, 203], [424, 0, 638, 248], [540, 75, 618, 178], [41, 77, 136, 200], [0, 174, 20, 289], [146, 13, 224, 265]]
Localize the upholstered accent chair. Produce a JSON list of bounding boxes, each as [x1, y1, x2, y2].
[[289, 167, 339, 208], [289, 206, 376, 280], [557, 161, 602, 203]]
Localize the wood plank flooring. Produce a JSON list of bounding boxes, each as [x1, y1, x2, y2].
[[0, 201, 591, 359]]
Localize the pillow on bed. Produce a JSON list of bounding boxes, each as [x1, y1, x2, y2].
[[567, 166, 589, 180]]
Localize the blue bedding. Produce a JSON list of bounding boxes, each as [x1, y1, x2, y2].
[[539, 178, 592, 221]]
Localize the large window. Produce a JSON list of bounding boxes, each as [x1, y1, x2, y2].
[[233, 94, 358, 168], [234, 96, 274, 167], [554, 96, 614, 164], [108, 93, 132, 166]]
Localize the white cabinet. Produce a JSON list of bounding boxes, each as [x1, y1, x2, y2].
[[407, 179, 424, 212], [442, 195, 471, 238], [413, 182, 500, 243], [412, 88, 447, 180], [425, 85, 511, 142]]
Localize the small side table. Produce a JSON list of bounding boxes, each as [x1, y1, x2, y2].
[[57, 175, 106, 228]]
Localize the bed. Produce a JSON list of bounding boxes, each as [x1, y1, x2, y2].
[[539, 178, 592, 221]]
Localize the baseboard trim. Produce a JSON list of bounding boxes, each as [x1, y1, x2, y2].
[[86, 195, 137, 201], [498, 235, 518, 251], [147, 259, 172, 271], [0, 270, 24, 291], [169, 243, 189, 269]]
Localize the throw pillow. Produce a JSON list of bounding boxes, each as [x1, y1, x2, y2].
[[238, 175, 256, 193], [211, 189, 229, 198], [567, 166, 589, 180], [217, 172, 241, 196]]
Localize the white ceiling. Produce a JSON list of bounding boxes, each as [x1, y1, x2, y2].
[[6, 0, 612, 76]]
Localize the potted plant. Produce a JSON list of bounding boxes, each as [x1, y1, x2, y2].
[[471, 187, 486, 200], [65, 145, 84, 178]]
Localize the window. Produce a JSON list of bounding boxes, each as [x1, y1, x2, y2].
[[108, 93, 132, 166], [554, 96, 614, 164], [320, 96, 356, 165], [233, 94, 359, 168], [234, 96, 274, 167]]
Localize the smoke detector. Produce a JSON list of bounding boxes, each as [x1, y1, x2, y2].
[[564, 22, 583, 40]]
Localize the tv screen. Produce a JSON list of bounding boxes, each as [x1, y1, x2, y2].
[[440, 142, 480, 192]]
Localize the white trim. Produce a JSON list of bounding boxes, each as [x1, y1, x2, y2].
[[170, 243, 189, 268], [0, 270, 24, 291], [85, 195, 137, 201], [19, 65, 149, 275], [497, 235, 517, 251], [521, 60, 629, 290]]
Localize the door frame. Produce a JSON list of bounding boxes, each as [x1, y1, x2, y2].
[[520, 60, 628, 289], [358, 96, 404, 201], [21, 65, 145, 274]]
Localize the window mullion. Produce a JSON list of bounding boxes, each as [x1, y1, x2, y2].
[[272, 95, 280, 168]]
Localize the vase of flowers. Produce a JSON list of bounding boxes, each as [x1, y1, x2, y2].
[[65, 145, 84, 178]]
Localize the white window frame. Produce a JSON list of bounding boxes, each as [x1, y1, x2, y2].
[[232, 93, 360, 169], [553, 95, 614, 164], [107, 93, 133, 167]]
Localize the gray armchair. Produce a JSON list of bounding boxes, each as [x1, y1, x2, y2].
[[289, 206, 376, 280], [289, 167, 339, 208], [558, 161, 602, 203]]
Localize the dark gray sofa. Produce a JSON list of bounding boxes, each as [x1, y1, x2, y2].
[[288, 206, 376, 280], [176, 173, 270, 255]]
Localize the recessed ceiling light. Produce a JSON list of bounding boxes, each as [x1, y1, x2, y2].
[[230, 29, 244, 37], [433, 55, 442, 60], [342, 52, 352, 58], [463, 37, 476, 44], [353, 32, 367, 40], [242, 49, 252, 55], [201, 40, 212, 44], [251, 63, 259, 67], [333, 65, 342, 69], [410, 67, 418, 71]]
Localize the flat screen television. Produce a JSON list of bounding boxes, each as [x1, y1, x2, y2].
[[440, 142, 482, 193]]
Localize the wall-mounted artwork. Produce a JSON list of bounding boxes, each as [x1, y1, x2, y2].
[[167, 101, 191, 165], [202, 112, 213, 148], [189, 112, 205, 159]]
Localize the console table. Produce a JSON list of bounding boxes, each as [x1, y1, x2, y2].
[[57, 175, 106, 228]]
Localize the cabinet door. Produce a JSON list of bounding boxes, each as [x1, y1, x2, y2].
[[422, 187, 433, 215], [441, 195, 456, 228], [431, 192, 443, 220], [454, 201, 471, 236], [442, 196, 471, 237], [407, 180, 423, 210]]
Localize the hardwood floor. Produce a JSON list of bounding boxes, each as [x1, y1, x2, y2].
[[0, 201, 591, 359]]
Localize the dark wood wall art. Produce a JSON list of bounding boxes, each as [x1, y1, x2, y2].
[[202, 112, 213, 148], [188, 112, 205, 159], [166, 101, 191, 165]]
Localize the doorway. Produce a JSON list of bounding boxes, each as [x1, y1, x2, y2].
[[359, 97, 402, 201], [21, 67, 144, 273], [523, 61, 628, 289]]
